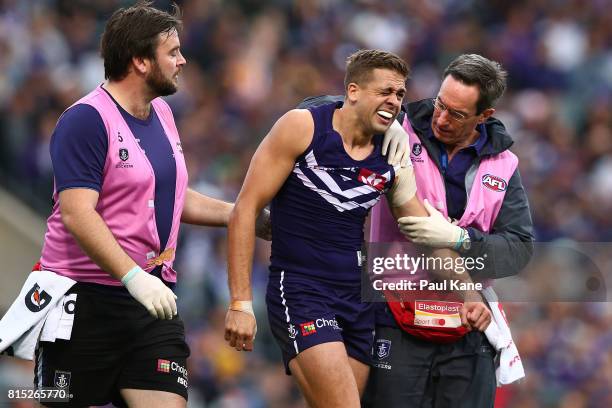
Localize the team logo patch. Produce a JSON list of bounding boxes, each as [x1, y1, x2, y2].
[[412, 143, 422, 156], [300, 321, 317, 336], [119, 148, 129, 161], [54, 370, 71, 389], [157, 359, 171, 373], [482, 174, 507, 192], [24, 283, 52, 313], [358, 168, 387, 191], [375, 339, 392, 360], [288, 324, 298, 339]]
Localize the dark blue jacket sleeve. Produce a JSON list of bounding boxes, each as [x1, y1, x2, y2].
[[50, 104, 108, 193]]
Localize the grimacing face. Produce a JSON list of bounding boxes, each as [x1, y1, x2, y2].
[[349, 68, 406, 135], [431, 75, 492, 147], [145, 29, 186, 97]]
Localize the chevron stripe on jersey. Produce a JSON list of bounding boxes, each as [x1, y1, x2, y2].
[[293, 150, 391, 212]]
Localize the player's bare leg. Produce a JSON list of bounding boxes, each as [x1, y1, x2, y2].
[[288, 342, 360, 408], [120, 389, 186, 408], [348, 356, 370, 397]]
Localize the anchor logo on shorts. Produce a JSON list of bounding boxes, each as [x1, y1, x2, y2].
[[288, 324, 298, 339], [54, 370, 71, 389], [376, 339, 391, 360]]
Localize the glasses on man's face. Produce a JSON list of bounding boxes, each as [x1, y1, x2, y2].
[[432, 97, 472, 123]]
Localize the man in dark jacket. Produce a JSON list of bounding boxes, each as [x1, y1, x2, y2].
[[300, 54, 534, 408]]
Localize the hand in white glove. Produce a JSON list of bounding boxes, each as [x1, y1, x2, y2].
[[123, 267, 177, 319], [255, 208, 272, 241], [398, 199, 464, 248], [382, 119, 410, 168]]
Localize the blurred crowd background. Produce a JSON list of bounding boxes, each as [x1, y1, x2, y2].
[[0, 0, 611, 407]]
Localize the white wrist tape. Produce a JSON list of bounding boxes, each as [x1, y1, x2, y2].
[[229, 300, 254, 316]]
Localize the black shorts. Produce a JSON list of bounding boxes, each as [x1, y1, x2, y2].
[[362, 326, 496, 408], [34, 282, 190, 407]]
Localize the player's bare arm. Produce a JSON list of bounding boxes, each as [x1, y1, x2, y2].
[[225, 109, 313, 351]]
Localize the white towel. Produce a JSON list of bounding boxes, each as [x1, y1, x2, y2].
[[482, 286, 525, 386], [0, 271, 76, 360]]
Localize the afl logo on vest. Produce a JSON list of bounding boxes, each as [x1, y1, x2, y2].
[[482, 174, 507, 192]]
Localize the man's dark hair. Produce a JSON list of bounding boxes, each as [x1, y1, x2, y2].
[[100, 1, 182, 81], [443, 54, 507, 114], [344, 49, 410, 90]]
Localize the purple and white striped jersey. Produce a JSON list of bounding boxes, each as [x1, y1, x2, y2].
[[270, 101, 396, 283]]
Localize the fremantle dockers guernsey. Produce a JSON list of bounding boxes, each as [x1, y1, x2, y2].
[[270, 101, 396, 283]]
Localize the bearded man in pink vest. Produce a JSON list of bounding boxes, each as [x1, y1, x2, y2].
[[29, 3, 259, 408]]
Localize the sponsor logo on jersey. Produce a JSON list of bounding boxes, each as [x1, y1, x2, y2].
[[358, 168, 387, 191], [300, 321, 316, 336], [24, 283, 52, 312], [482, 174, 507, 192]]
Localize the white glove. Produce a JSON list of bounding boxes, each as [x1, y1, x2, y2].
[[398, 199, 465, 248], [122, 267, 177, 319], [382, 119, 410, 167]]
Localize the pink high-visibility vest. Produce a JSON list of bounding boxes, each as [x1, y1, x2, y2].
[[370, 116, 518, 342], [40, 85, 188, 285]]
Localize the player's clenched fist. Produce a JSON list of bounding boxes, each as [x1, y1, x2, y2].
[[224, 301, 257, 352], [460, 302, 492, 332]]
